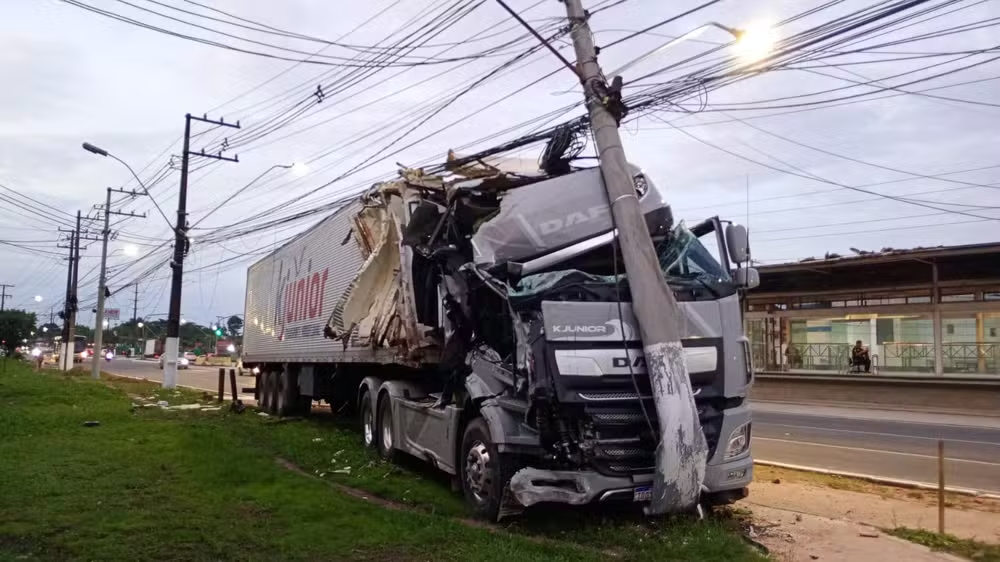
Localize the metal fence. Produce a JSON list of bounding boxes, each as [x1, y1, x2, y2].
[[759, 342, 1000, 374]]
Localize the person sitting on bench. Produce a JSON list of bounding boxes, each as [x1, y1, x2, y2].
[[850, 340, 871, 373]]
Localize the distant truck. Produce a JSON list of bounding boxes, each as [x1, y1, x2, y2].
[[242, 158, 757, 520], [143, 338, 164, 358]]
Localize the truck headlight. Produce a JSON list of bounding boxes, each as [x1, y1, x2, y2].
[[725, 423, 751, 459]]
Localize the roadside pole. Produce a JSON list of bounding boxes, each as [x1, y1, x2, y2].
[[57, 224, 76, 371], [91, 188, 144, 379], [560, 0, 707, 514], [164, 113, 240, 389], [91, 189, 112, 379]]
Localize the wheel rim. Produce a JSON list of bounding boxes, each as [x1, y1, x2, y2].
[[464, 440, 493, 503], [362, 404, 374, 447], [381, 409, 393, 451]]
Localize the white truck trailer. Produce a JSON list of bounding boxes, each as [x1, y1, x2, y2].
[[242, 153, 758, 520]]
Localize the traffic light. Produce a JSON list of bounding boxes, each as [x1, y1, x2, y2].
[[214, 327, 222, 337]]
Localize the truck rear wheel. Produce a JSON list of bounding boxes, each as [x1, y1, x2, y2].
[[375, 396, 396, 461], [460, 418, 517, 521], [259, 371, 274, 413], [359, 390, 375, 450]]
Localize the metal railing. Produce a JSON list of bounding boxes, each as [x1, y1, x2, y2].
[[761, 342, 1000, 374]]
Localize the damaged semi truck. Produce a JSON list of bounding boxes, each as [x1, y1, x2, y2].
[[242, 153, 758, 520]]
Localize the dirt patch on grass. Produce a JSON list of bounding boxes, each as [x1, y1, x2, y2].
[[747, 505, 971, 562], [749, 473, 1000, 545], [755, 465, 1000, 514]]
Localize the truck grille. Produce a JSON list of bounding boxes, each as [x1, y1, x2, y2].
[[583, 389, 724, 477]]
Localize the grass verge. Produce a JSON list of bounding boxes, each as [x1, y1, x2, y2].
[[887, 528, 1000, 561], [0, 363, 763, 561]]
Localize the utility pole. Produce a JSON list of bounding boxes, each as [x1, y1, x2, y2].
[[57, 212, 95, 371], [0, 284, 13, 312], [57, 226, 75, 370], [91, 187, 145, 380], [164, 113, 240, 388], [132, 283, 138, 322], [559, 0, 707, 514]]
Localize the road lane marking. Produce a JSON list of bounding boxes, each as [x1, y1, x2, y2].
[[755, 421, 1000, 447], [753, 437, 1000, 466]]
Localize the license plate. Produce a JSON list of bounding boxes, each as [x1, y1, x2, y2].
[[633, 486, 651, 502]]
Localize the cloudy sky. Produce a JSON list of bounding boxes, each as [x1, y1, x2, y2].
[[2, 0, 998, 327]]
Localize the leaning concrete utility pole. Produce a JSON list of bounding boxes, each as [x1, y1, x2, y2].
[[561, 0, 707, 514]]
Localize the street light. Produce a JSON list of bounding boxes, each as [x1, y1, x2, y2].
[[190, 162, 299, 229], [84, 141, 167, 381], [731, 20, 777, 63], [608, 20, 776, 77], [34, 295, 43, 303]]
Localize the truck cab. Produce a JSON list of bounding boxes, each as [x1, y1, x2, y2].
[[359, 164, 758, 519]]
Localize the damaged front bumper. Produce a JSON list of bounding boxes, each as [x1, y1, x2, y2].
[[507, 467, 656, 509], [506, 455, 752, 511]]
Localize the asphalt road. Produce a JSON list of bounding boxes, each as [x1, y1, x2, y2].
[[752, 402, 1000, 494], [103, 359, 1000, 494], [104, 358, 255, 401]]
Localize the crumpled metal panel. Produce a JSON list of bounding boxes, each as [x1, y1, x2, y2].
[[325, 182, 432, 354], [470, 166, 664, 267]]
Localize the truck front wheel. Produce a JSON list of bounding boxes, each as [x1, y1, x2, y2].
[[460, 418, 517, 521]]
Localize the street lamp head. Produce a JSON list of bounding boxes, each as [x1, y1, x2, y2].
[[732, 21, 776, 63], [137, 322, 144, 328], [82, 142, 109, 157], [34, 295, 43, 302]]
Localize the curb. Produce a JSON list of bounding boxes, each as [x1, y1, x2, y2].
[[754, 459, 1000, 500]]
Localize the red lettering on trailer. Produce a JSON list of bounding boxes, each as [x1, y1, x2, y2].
[[281, 268, 331, 326], [296, 278, 307, 322], [309, 272, 320, 318]]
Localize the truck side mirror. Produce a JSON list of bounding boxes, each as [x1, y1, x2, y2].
[[735, 267, 760, 289], [725, 224, 750, 263]]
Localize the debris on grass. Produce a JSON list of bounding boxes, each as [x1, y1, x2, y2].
[[83, 420, 101, 427]]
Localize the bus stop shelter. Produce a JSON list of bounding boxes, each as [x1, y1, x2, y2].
[[745, 243, 1000, 377]]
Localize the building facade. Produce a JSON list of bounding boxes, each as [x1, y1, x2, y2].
[[745, 243, 1000, 376]]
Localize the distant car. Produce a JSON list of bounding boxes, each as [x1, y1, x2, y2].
[[158, 353, 190, 370], [183, 352, 197, 362]]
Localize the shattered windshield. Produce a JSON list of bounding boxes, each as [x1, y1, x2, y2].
[[657, 222, 732, 296], [509, 222, 735, 302]]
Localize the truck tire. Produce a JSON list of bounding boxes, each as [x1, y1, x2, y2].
[[375, 396, 396, 461], [265, 371, 280, 415], [259, 371, 273, 413], [359, 390, 376, 450], [276, 368, 312, 417], [460, 417, 518, 521]]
